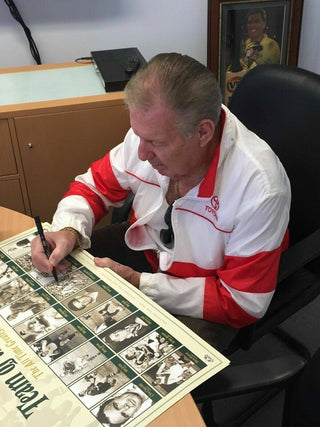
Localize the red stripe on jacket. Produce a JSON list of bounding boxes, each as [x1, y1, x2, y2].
[[63, 153, 130, 223], [63, 181, 108, 223], [204, 245, 285, 327], [91, 153, 131, 202], [142, 239, 288, 327], [204, 279, 258, 327]]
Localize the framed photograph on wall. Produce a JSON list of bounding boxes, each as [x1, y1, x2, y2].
[[207, 0, 304, 104]]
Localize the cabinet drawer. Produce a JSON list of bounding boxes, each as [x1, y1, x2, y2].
[[0, 120, 17, 175], [0, 178, 26, 213]]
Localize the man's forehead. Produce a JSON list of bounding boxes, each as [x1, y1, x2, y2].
[[130, 105, 178, 137]]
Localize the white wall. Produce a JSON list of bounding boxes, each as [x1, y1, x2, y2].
[[298, 0, 320, 73], [0, 0, 319, 74], [0, 0, 208, 67]]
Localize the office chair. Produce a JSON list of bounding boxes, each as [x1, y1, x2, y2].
[[191, 64, 320, 426], [111, 64, 320, 425]]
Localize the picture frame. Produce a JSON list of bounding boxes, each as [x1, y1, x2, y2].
[[207, 0, 304, 104]]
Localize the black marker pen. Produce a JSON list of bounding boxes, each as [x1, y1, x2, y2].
[[34, 216, 58, 282]]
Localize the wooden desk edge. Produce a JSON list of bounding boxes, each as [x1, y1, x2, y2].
[[0, 206, 35, 241]]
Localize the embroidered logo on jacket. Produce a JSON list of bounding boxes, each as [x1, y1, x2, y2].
[[205, 196, 220, 220]]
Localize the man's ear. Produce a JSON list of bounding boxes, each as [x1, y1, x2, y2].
[[198, 119, 215, 147]]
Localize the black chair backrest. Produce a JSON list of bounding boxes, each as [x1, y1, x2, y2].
[[228, 64, 320, 246]]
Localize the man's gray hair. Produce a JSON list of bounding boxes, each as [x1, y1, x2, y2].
[[124, 52, 222, 137]]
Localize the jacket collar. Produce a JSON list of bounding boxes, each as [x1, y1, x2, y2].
[[198, 106, 229, 197]]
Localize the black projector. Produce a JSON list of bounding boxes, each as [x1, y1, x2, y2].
[[91, 47, 146, 92]]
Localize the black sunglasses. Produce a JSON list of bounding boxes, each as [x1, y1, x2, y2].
[[160, 203, 174, 246]]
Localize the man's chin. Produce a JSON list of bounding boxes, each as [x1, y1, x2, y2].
[[150, 163, 168, 176], [157, 169, 169, 176]]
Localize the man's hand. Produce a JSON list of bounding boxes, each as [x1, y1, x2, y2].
[[94, 257, 141, 288], [31, 230, 77, 275]]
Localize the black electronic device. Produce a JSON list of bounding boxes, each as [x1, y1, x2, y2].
[[91, 47, 146, 92], [125, 56, 140, 74]]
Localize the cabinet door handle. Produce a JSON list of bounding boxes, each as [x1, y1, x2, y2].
[[28, 143, 33, 148]]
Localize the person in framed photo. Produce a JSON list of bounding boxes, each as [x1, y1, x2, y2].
[[244, 8, 280, 65], [224, 6, 282, 104]]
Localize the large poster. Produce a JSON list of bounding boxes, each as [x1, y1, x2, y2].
[[0, 225, 229, 426]]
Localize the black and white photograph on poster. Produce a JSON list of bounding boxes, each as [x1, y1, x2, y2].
[[14, 252, 36, 272], [44, 267, 93, 301], [0, 276, 33, 307], [31, 323, 87, 363], [1, 232, 37, 258], [80, 297, 130, 334], [120, 330, 175, 373], [0, 259, 18, 284], [13, 306, 68, 344], [0, 290, 50, 326], [29, 261, 59, 285], [0, 225, 231, 427], [142, 350, 200, 395], [70, 360, 130, 408], [62, 283, 112, 316], [100, 314, 153, 353], [50, 340, 107, 385], [91, 383, 153, 427]]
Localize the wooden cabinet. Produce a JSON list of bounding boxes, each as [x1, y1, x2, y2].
[[14, 104, 129, 221], [0, 119, 28, 212], [0, 63, 130, 223]]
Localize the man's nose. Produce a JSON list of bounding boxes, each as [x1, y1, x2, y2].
[[138, 139, 155, 161]]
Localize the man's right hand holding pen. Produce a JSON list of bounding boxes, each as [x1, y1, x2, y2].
[[31, 229, 79, 276]]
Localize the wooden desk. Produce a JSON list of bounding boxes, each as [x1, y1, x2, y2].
[[0, 206, 206, 427]]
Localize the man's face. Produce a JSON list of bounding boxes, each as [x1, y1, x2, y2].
[[247, 13, 266, 41], [130, 103, 203, 182], [104, 392, 142, 424]]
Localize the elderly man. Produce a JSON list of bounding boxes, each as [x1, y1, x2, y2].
[[31, 53, 290, 351]]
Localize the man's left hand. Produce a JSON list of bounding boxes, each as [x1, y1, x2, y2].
[[93, 257, 141, 288]]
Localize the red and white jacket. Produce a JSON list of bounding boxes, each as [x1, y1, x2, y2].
[[51, 106, 291, 327]]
